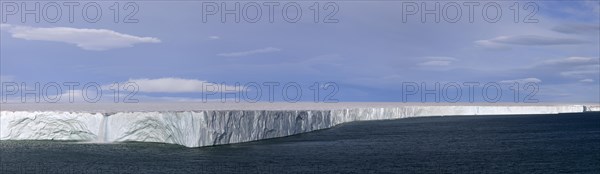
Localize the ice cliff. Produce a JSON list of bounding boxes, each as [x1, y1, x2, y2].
[[1, 105, 598, 147]]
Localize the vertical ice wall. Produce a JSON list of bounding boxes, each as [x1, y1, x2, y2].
[[0, 111, 104, 141], [0, 105, 593, 147], [105, 110, 332, 147]]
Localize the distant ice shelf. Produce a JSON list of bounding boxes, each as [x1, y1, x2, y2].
[[1, 104, 598, 147]]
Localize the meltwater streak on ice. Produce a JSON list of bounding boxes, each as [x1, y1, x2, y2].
[[1, 104, 599, 147]]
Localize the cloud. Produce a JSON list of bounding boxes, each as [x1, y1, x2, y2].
[[552, 24, 600, 34], [539, 57, 599, 79], [543, 56, 598, 65], [424, 57, 458, 61], [120, 78, 242, 93], [1, 24, 160, 51], [474, 40, 510, 50], [419, 60, 451, 66], [217, 47, 281, 57], [1, 78, 242, 103], [499, 78, 542, 84], [511, 57, 599, 83], [0, 23, 11, 30], [418, 57, 458, 66], [580, 79, 595, 83], [536, 83, 599, 102], [208, 36, 220, 40], [475, 35, 587, 47], [560, 68, 600, 78]]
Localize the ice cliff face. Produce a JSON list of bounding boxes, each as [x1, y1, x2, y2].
[[0, 111, 103, 141], [104, 111, 332, 147], [0, 105, 597, 147]]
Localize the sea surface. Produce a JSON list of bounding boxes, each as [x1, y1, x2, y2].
[[1, 112, 599, 173]]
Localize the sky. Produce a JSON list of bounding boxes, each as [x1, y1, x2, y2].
[[0, 0, 599, 103]]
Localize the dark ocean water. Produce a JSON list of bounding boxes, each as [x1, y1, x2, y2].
[[1, 112, 599, 174]]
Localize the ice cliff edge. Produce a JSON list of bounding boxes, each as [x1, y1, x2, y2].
[[1, 104, 598, 147]]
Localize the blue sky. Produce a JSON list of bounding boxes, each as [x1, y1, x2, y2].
[[1, 1, 599, 103]]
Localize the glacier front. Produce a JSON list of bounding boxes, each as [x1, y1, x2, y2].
[[1, 103, 598, 148]]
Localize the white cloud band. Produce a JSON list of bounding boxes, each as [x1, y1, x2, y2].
[[1, 24, 160, 51]]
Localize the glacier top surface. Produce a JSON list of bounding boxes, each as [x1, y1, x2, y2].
[[1, 102, 596, 112]]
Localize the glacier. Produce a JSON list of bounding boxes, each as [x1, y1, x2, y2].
[[1, 104, 599, 148]]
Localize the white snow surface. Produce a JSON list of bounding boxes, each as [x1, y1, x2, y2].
[[1, 103, 598, 147]]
